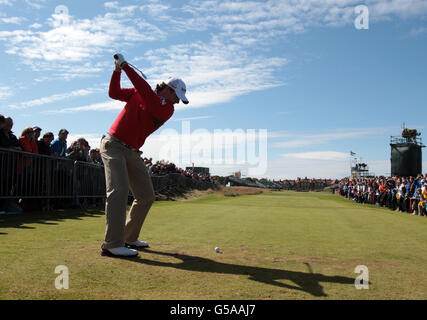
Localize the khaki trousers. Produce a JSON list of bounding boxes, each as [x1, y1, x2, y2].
[[100, 135, 155, 249]]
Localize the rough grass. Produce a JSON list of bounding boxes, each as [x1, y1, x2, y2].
[[0, 190, 426, 300]]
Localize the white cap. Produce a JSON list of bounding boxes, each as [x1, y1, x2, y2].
[[165, 78, 189, 104]]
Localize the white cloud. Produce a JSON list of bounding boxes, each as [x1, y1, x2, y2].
[[408, 26, 427, 37], [104, 2, 119, 9], [25, 0, 46, 9], [0, 86, 13, 100], [44, 100, 124, 114], [272, 127, 392, 148], [139, 40, 287, 110], [29, 23, 43, 29], [176, 0, 427, 38], [172, 116, 212, 122], [262, 157, 349, 179], [369, 0, 427, 18], [0, 0, 13, 5], [0, 9, 166, 65], [281, 151, 350, 161], [1, 17, 26, 24], [2, 0, 427, 112], [8, 88, 103, 109]]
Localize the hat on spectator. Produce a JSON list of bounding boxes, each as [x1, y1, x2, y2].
[[59, 128, 69, 134], [33, 126, 42, 131]]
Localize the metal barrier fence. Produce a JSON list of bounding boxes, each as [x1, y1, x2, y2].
[[1, 147, 74, 199], [1, 148, 218, 204], [73, 161, 106, 199]]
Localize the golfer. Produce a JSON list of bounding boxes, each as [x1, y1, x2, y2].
[[100, 53, 189, 257]]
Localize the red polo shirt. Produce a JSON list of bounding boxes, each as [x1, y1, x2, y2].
[[107, 64, 174, 150]]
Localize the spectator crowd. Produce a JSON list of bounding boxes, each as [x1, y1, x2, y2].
[[0, 115, 102, 165], [143, 157, 217, 185], [0, 114, 218, 213], [338, 175, 427, 216]]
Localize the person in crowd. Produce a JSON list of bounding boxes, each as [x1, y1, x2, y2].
[[33, 126, 42, 143], [398, 180, 407, 212], [67, 138, 91, 162], [0, 115, 5, 212], [0, 114, 5, 136], [89, 149, 98, 163], [0, 116, 23, 213], [19, 127, 39, 154], [37, 132, 54, 156], [95, 148, 103, 165], [0, 115, 8, 148], [17, 127, 39, 211], [89, 148, 103, 165], [412, 188, 423, 216], [51, 129, 68, 157], [0, 117, 22, 150], [421, 181, 427, 216]]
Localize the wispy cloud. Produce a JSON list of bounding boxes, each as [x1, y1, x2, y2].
[[44, 100, 124, 114], [0, 0, 13, 6], [281, 151, 350, 161], [408, 26, 427, 37], [0, 7, 166, 79], [138, 40, 288, 110], [8, 87, 104, 110], [29, 23, 43, 29], [263, 158, 349, 179], [1, 16, 26, 24], [0, 86, 13, 100], [172, 116, 212, 122], [2, 0, 427, 110], [272, 127, 391, 148], [24, 0, 46, 9], [177, 0, 427, 37]]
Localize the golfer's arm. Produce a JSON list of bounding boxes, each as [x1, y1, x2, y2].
[[122, 64, 157, 102], [122, 63, 174, 119], [108, 70, 134, 102]]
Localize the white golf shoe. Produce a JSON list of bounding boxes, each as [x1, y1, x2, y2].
[[101, 246, 138, 257], [125, 240, 150, 249]]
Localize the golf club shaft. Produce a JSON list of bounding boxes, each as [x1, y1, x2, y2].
[[114, 55, 147, 80]]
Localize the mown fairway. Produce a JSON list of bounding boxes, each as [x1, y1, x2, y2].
[[0, 190, 426, 300]]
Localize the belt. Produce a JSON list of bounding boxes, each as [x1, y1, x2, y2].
[[103, 133, 141, 154]]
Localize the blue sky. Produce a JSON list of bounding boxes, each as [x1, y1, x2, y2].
[[0, 0, 426, 179]]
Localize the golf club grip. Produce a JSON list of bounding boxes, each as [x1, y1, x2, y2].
[[113, 54, 118, 60]]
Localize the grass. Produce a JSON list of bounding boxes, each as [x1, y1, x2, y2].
[[0, 190, 426, 300]]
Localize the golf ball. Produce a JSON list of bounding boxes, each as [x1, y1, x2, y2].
[[215, 247, 220, 253]]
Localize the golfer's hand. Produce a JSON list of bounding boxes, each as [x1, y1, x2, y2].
[[114, 61, 121, 72]]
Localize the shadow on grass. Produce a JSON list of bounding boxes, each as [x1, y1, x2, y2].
[[0, 208, 104, 231], [132, 249, 356, 297]]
